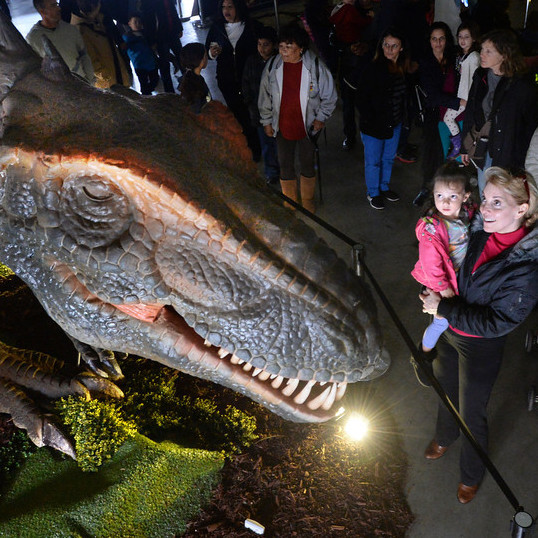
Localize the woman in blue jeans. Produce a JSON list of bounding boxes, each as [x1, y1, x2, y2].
[[356, 28, 409, 210]]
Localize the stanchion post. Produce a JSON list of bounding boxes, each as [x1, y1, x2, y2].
[[352, 244, 364, 278], [511, 511, 535, 537]]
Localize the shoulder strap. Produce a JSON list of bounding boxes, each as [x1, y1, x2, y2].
[[267, 55, 276, 73]]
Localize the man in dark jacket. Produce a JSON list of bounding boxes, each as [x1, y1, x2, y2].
[[242, 26, 279, 183], [141, 0, 184, 93]]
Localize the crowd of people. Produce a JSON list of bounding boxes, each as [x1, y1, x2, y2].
[[18, 0, 538, 509]]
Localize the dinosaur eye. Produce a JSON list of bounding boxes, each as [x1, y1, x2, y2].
[[82, 185, 114, 202], [60, 175, 131, 248]]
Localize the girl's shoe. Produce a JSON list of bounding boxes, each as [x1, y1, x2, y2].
[[447, 133, 462, 160]]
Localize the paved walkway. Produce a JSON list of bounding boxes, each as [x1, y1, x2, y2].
[[10, 5, 538, 536]]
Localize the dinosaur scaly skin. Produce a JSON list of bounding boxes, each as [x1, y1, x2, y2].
[[0, 15, 389, 431]]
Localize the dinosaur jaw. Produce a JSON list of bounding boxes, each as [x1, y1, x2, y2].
[[113, 303, 348, 423]]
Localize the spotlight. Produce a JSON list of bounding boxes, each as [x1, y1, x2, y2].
[[344, 413, 370, 441]]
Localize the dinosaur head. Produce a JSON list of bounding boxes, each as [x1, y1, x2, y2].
[[0, 14, 389, 422]]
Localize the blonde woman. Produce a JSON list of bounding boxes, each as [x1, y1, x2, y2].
[[420, 167, 538, 504]]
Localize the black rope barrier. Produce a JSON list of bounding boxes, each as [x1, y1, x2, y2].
[[268, 185, 534, 528]]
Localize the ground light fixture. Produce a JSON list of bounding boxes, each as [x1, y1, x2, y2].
[[343, 412, 370, 442]]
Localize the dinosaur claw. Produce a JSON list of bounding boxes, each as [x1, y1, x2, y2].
[[96, 351, 124, 381], [76, 372, 124, 399], [42, 417, 76, 459]]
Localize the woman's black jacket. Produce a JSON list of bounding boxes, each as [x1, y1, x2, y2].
[[205, 18, 261, 97], [356, 59, 405, 139], [438, 220, 538, 338], [418, 51, 460, 111], [461, 67, 538, 170]]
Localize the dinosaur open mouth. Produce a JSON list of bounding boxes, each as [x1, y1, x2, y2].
[[113, 303, 348, 421]]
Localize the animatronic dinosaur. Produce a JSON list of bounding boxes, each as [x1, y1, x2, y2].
[[0, 14, 389, 454]]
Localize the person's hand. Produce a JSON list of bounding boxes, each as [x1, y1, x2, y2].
[[420, 288, 442, 316], [461, 153, 470, 166], [350, 42, 368, 56], [312, 119, 324, 132], [264, 124, 274, 137], [459, 98, 467, 107], [440, 287, 455, 299], [209, 43, 222, 58]]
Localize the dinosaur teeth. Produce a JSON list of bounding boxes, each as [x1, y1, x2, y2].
[[335, 382, 347, 401], [321, 382, 338, 410], [281, 378, 299, 397], [293, 380, 316, 404], [218, 348, 229, 358], [252, 368, 262, 377], [258, 371, 271, 381], [230, 354, 244, 365], [306, 384, 332, 410], [203, 339, 212, 347], [270, 374, 277, 380], [242, 363, 252, 372], [271, 375, 284, 388]]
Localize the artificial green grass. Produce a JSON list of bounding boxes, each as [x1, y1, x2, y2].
[[0, 433, 224, 537]]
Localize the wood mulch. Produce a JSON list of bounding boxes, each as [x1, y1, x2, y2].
[[183, 390, 414, 537]]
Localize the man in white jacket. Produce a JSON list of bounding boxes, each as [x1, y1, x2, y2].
[[26, 0, 94, 84]]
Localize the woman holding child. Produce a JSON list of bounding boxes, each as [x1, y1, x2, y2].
[[419, 167, 538, 504]]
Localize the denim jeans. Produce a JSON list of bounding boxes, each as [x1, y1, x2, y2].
[[257, 126, 280, 181], [360, 124, 402, 198]]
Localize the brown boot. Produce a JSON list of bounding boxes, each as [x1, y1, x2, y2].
[[300, 175, 316, 213], [279, 179, 298, 209]]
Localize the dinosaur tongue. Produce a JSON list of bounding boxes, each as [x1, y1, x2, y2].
[[113, 303, 164, 323]]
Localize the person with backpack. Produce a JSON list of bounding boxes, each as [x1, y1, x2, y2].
[[258, 24, 337, 213]]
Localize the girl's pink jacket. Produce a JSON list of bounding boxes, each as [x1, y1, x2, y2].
[[411, 216, 459, 293]]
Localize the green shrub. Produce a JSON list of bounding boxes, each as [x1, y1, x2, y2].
[[119, 358, 258, 455], [0, 263, 14, 279], [56, 396, 137, 472], [0, 428, 36, 485]]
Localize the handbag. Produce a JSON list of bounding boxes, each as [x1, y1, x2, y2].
[[462, 77, 512, 169], [463, 120, 491, 168]]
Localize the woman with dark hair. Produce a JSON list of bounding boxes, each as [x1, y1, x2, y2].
[[460, 29, 538, 195], [420, 167, 538, 503], [356, 27, 410, 210], [258, 24, 337, 213], [413, 22, 463, 207], [205, 0, 262, 160]]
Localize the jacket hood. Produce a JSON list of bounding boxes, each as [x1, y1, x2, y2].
[[471, 214, 538, 263], [271, 49, 317, 71]]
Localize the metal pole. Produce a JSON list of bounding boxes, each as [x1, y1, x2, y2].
[[352, 244, 364, 278], [524, 0, 531, 29], [511, 511, 535, 537], [273, 0, 280, 34]]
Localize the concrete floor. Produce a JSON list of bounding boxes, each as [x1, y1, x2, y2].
[[10, 4, 538, 537]]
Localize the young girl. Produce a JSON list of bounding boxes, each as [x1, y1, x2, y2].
[[411, 163, 475, 383], [177, 43, 212, 114], [443, 22, 480, 160]]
